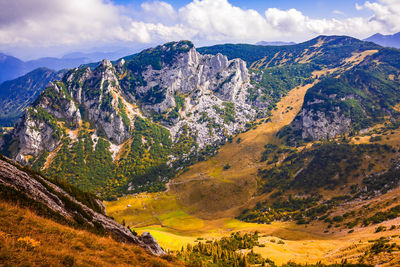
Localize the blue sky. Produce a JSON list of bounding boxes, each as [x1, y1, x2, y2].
[[111, 0, 372, 18], [0, 0, 398, 59]]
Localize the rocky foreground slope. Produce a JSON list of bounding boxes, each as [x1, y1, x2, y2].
[[0, 155, 164, 256]]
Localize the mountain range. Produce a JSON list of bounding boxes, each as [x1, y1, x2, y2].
[[1, 36, 397, 197], [0, 53, 83, 84], [256, 41, 296, 46], [1, 35, 400, 265], [0, 48, 137, 84]]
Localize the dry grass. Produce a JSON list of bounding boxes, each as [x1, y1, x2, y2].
[[0, 200, 182, 267]]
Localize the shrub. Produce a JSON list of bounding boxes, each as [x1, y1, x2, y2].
[[375, 226, 386, 233], [223, 164, 231, 170]]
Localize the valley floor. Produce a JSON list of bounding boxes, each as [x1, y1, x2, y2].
[[105, 190, 400, 266]]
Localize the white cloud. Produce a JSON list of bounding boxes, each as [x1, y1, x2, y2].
[[332, 10, 344, 15], [0, 0, 399, 57], [141, 1, 178, 24], [178, 0, 272, 42], [0, 0, 124, 46], [359, 0, 400, 33]]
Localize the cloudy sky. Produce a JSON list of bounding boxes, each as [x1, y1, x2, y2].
[[0, 0, 399, 59]]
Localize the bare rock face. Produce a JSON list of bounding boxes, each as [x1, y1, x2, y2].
[[66, 60, 132, 144], [0, 157, 164, 256], [294, 107, 352, 139], [12, 112, 60, 165], [136, 48, 249, 113], [131, 44, 256, 148], [3, 59, 136, 163]]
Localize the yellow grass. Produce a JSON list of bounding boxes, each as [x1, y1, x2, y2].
[[43, 143, 63, 170], [135, 226, 198, 251], [105, 191, 400, 265]]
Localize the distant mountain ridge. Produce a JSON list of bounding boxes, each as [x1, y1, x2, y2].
[[256, 41, 296, 46], [0, 68, 64, 127], [364, 32, 400, 48], [0, 53, 26, 84], [0, 48, 137, 84]]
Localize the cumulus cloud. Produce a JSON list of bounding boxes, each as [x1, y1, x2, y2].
[[178, 0, 272, 42], [357, 0, 400, 33], [140, 1, 177, 24], [0, 0, 399, 56], [0, 0, 126, 46]]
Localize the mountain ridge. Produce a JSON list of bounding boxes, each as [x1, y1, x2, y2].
[[2, 35, 398, 199], [365, 32, 400, 48], [0, 68, 64, 127]]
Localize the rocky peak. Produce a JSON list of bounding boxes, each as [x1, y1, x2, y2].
[[0, 40, 266, 196], [99, 59, 113, 69], [121, 42, 255, 148]]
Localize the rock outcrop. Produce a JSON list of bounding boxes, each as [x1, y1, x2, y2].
[[293, 107, 352, 140]]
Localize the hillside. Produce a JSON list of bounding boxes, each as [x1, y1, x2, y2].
[[0, 154, 185, 265], [0, 155, 165, 254], [0, 201, 179, 266]]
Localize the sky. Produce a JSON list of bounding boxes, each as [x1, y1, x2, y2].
[[0, 0, 399, 59]]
